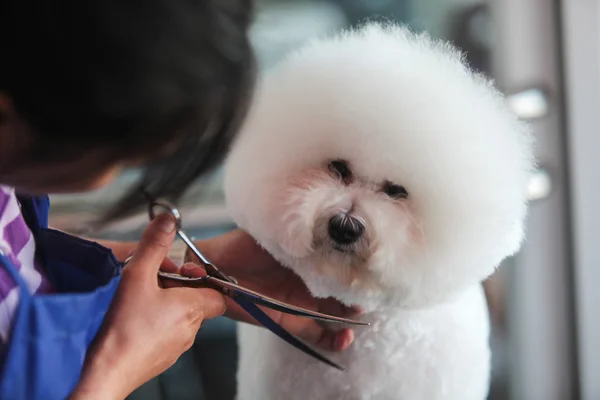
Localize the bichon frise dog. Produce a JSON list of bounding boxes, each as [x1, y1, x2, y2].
[[224, 22, 535, 400]]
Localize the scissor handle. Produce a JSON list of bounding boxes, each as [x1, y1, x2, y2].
[[146, 198, 235, 283], [158, 271, 208, 284], [148, 199, 183, 230]]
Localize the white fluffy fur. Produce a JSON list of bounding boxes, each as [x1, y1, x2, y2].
[[224, 22, 535, 400]]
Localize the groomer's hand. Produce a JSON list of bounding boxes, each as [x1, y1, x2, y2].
[[70, 213, 226, 400], [179, 229, 363, 352]]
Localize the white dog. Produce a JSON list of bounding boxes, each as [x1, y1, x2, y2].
[[224, 22, 535, 400]]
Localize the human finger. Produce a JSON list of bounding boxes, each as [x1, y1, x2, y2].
[[127, 213, 177, 282], [160, 263, 207, 289], [160, 258, 180, 273]]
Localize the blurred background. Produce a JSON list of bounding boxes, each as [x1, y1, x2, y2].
[[48, 0, 599, 399]]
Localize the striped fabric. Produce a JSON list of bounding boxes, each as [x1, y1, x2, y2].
[[0, 186, 53, 349]]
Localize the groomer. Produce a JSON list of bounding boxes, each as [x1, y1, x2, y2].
[[0, 1, 357, 398]]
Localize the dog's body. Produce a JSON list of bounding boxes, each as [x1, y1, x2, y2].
[[225, 23, 534, 400], [237, 285, 490, 400]]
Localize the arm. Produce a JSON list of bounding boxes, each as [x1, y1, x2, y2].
[[48, 225, 137, 264], [83, 230, 360, 352], [92, 239, 136, 263]]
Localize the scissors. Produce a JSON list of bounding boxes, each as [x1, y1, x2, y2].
[[141, 198, 369, 371]]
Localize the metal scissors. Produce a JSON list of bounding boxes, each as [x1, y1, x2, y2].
[[145, 199, 369, 371]]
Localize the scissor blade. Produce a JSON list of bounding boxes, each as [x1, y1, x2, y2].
[[205, 276, 369, 326], [158, 272, 349, 370], [234, 296, 346, 371]]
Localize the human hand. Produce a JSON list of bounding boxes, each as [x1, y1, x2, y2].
[[70, 213, 227, 400], [179, 229, 363, 352]]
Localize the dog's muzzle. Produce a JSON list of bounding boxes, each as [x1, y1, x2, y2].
[[328, 214, 365, 246]]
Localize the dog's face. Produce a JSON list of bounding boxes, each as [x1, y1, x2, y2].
[[224, 24, 535, 311], [271, 160, 422, 306]]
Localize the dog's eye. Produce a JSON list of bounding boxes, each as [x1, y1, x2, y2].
[[329, 160, 352, 182], [384, 183, 408, 199]]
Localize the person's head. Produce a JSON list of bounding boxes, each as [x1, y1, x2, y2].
[[0, 0, 255, 220]]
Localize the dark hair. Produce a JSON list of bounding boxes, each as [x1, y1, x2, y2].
[[0, 0, 255, 222]]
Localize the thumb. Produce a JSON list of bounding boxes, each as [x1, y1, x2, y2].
[[127, 213, 177, 281]]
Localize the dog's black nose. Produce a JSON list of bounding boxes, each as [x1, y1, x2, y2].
[[328, 215, 364, 245]]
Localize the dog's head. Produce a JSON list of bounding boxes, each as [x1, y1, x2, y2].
[[224, 23, 535, 310]]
